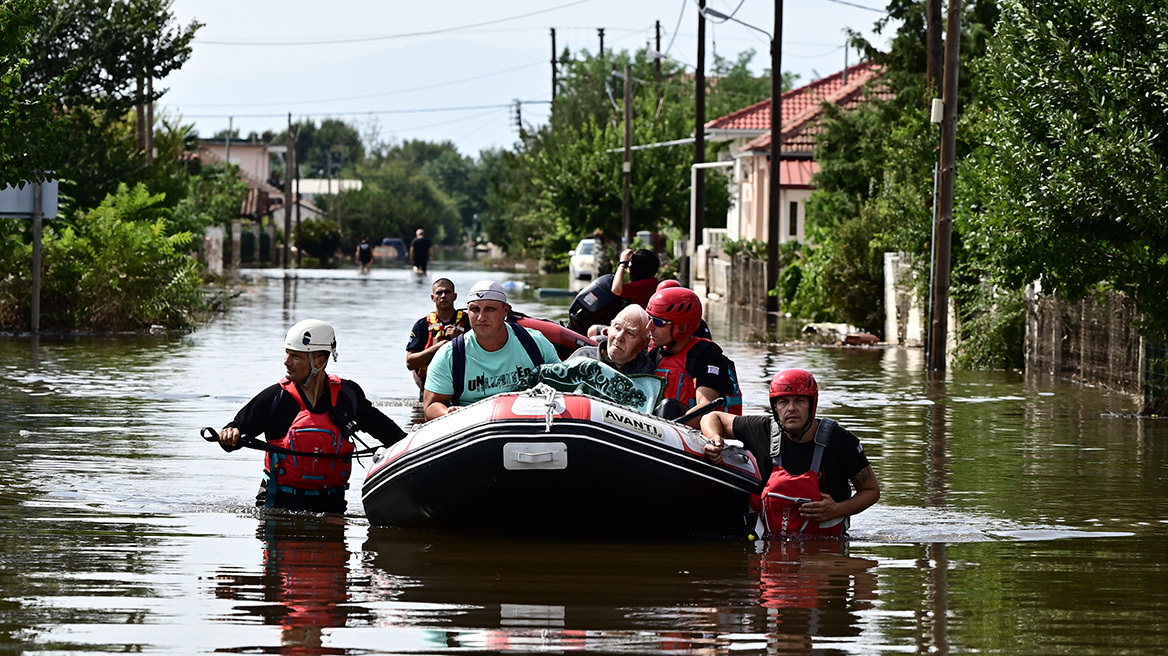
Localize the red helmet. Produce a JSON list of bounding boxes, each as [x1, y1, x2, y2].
[[646, 287, 703, 342], [655, 279, 681, 292], [769, 368, 819, 417]]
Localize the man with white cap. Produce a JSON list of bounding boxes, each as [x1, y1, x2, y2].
[[217, 319, 406, 513], [423, 280, 561, 420]]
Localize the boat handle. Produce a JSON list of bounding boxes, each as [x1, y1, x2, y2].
[[515, 451, 556, 463]]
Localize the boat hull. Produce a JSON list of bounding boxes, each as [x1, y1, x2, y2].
[[362, 391, 762, 538]]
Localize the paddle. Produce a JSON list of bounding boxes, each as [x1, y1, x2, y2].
[[200, 427, 381, 459]]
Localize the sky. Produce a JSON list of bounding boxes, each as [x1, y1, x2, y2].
[[162, 0, 895, 158]]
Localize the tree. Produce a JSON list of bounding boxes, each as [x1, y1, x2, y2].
[[12, 0, 200, 211], [485, 48, 773, 258], [0, 0, 68, 186], [977, 0, 1168, 338]]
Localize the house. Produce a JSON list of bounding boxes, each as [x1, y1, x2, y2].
[[705, 60, 886, 246]]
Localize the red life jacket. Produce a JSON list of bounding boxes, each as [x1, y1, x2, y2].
[[265, 374, 355, 492], [654, 337, 743, 415], [420, 310, 468, 373], [750, 417, 847, 540]]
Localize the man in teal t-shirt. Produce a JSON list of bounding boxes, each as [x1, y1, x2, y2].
[[424, 280, 561, 419]]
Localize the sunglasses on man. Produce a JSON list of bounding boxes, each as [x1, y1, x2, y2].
[[649, 316, 673, 328]]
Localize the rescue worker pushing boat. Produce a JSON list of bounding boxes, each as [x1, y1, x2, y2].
[[699, 368, 880, 539], [215, 319, 406, 513]]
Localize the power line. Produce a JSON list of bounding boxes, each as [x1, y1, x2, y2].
[[182, 103, 514, 120], [198, 0, 596, 46], [819, 0, 885, 13], [179, 60, 547, 108]]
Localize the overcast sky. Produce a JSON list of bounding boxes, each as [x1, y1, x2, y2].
[[161, 0, 894, 158]]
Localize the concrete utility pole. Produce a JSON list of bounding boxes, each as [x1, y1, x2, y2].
[[598, 28, 605, 56], [927, 0, 962, 373], [622, 63, 633, 248], [225, 116, 233, 165], [766, 0, 784, 312], [295, 135, 302, 268], [283, 113, 293, 268], [551, 28, 558, 103], [694, 0, 707, 255]]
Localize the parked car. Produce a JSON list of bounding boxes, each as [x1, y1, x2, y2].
[[379, 237, 408, 259], [568, 238, 598, 282]]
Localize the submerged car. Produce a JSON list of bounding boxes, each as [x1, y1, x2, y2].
[[568, 238, 598, 282]]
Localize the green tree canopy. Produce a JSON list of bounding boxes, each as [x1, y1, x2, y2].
[[977, 0, 1168, 337]]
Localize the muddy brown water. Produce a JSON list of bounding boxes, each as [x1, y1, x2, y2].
[[1, 266, 1165, 654]]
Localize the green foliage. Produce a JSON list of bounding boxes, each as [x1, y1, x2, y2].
[[722, 237, 768, 260], [14, 0, 200, 207], [952, 283, 1026, 370], [485, 47, 771, 258], [0, 0, 68, 186], [791, 0, 1000, 343], [296, 219, 342, 264], [335, 159, 461, 250], [975, 0, 1168, 340], [0, 183, 203, 331], [170, 162, 249, 236]]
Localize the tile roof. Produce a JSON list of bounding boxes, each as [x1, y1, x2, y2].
[[705, 60, 887, 153], [778, 159, 819, 188]]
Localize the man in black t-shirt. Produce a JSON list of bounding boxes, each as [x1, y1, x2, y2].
[[700, 368, 879, 534], [409, 228, 433, 274], [217, 319, 406, 514]]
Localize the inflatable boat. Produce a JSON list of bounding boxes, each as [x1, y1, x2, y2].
[[362, 382, 763, 538]]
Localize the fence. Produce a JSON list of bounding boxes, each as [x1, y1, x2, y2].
[[1026, 285, 1165, 413]]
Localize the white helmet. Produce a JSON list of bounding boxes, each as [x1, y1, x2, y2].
[[284, 319, 338, 360]]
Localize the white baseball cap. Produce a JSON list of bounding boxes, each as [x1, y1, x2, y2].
[[467, 280, 508, 304]]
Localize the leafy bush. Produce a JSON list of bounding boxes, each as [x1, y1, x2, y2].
[[296, 219, 342, 264], [0, 183, 203, 332]]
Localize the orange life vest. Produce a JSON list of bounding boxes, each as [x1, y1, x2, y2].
[[420, 310, 468, 373]]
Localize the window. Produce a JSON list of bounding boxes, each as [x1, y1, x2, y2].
[[789, 201, 799, 237]]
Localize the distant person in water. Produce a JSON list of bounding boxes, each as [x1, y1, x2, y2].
[[355, 235, 373, 274], [410, 228, 432, 274], [216, 319, 406, 514]]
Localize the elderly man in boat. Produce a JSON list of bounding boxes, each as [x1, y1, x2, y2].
[[570, 304, 655, 375], [423, 280, 562, 420]]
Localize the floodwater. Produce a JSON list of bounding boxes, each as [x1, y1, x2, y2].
[[1, 264, 1165, 655]]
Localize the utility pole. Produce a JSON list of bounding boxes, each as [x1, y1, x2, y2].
[[550, 28, 558, 103], [598, 28, 605, 56], [622, 63, 633, 248], [146, 76, 154, 165], [225, 116, 233, 165], [927, 0, 962, 373], [282, 113, 293, 268], [766, 0, 784, 312], [31, 183, 42, 334], [926, 0, 943, 91], [693, 0, 707, 257], [654, 20, 662, 95], [295, 132, 302, 268]]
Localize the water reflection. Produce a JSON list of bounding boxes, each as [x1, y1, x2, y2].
[[359, 530, 883, 653], [215, 515, 363, 655], [752, 541, 878, 653]]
